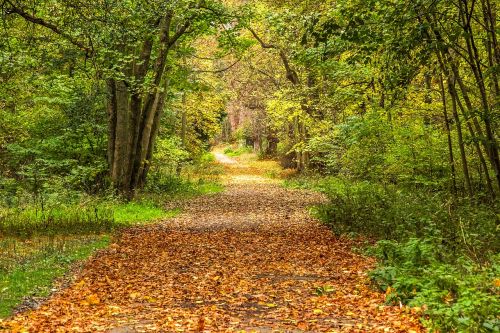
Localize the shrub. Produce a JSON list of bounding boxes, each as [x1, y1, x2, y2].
[[370, 240, 500, 332], [314, 177, 499, 257], [312, 177, 500, 331]]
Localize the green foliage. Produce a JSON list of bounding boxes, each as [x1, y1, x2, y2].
[[314, 177, 498, 255], [146, 149, 224, 200], [0, 75, 109, 207], [150, 136, 191, 176], [223, 146, 253, 157], [370, 241, 500, 332], [307, 175, 500, 332]]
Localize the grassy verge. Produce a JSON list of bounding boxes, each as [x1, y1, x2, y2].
[[0, 235, 109, 318], [0, 175, 221, 319], [284, 176, 500, 332], [104, 201, 181, 226]]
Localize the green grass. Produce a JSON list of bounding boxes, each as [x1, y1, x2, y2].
[[0, 199, 181, 318], [0, 201, 181, 238], [223, 146, 253, 157], [193, 181, 224, 195], [111, 201, 180, 225], [0, 235, 109, 318], [0, 206, 114, 238], [0, 162, 223, 319]]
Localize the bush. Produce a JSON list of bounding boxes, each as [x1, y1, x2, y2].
[[370, 240, 500, 332], [312, 177, 500, 332], [314, 177, 499, 257]]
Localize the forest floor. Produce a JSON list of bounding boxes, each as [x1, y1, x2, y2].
[[1, 151, 423, 332]]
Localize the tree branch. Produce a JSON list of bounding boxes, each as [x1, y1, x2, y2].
[[193, 58, 241, 73], [248, 27, 278, 49], [5, 0, 93, 55], [167, 20, 191, 48], [248, 27, 300, 85]]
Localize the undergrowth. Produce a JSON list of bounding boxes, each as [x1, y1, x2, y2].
[[285, 176, 500, 332], [0, 236, 110, 318], [0, 153, 223, 318], [223, 146, 253, 157]]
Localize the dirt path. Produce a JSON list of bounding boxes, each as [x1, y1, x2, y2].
[[2, 154, 423, 332]]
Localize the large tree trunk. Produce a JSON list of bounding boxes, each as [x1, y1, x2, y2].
[[105, 12, 190, 197], [107, 82, 168, 196]]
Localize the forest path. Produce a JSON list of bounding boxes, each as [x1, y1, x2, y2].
[[3, 152, 422, 332]]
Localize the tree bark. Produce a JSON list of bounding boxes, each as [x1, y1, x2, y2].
[[449, 78, 473, 197], [104, 12, 191, 196], [439, 75, 457, 195]]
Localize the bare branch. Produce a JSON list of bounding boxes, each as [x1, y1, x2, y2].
[[248, 27, 278, 49], [193, 58, 241, 73], [168, 21, 191, 48]]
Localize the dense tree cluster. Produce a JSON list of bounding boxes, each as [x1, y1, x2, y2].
[[225, 0, 499, 200], [0, 0, 234, 199]]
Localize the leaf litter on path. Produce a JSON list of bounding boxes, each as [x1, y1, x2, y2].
[[1, 155, 424, 332]]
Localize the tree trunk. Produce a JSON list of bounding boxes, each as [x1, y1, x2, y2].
[[111, 80, 132, 193], [439, 76, 457, 195], [455, 91, 496, 198], [181, 93, 187, 147], [449, 78, 473, 197], [458, 0, 500, 190], [266, 134, 278, 156], [105, 12, 190, 196]]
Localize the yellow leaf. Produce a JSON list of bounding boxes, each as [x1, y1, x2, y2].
[[75, 280, 86, 289], [265, 303, 277, 308], [313, 309, 323, 315], [297, 321, 308, 330], [86, 294, 100, 305], [144, 296, 157, 303]]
